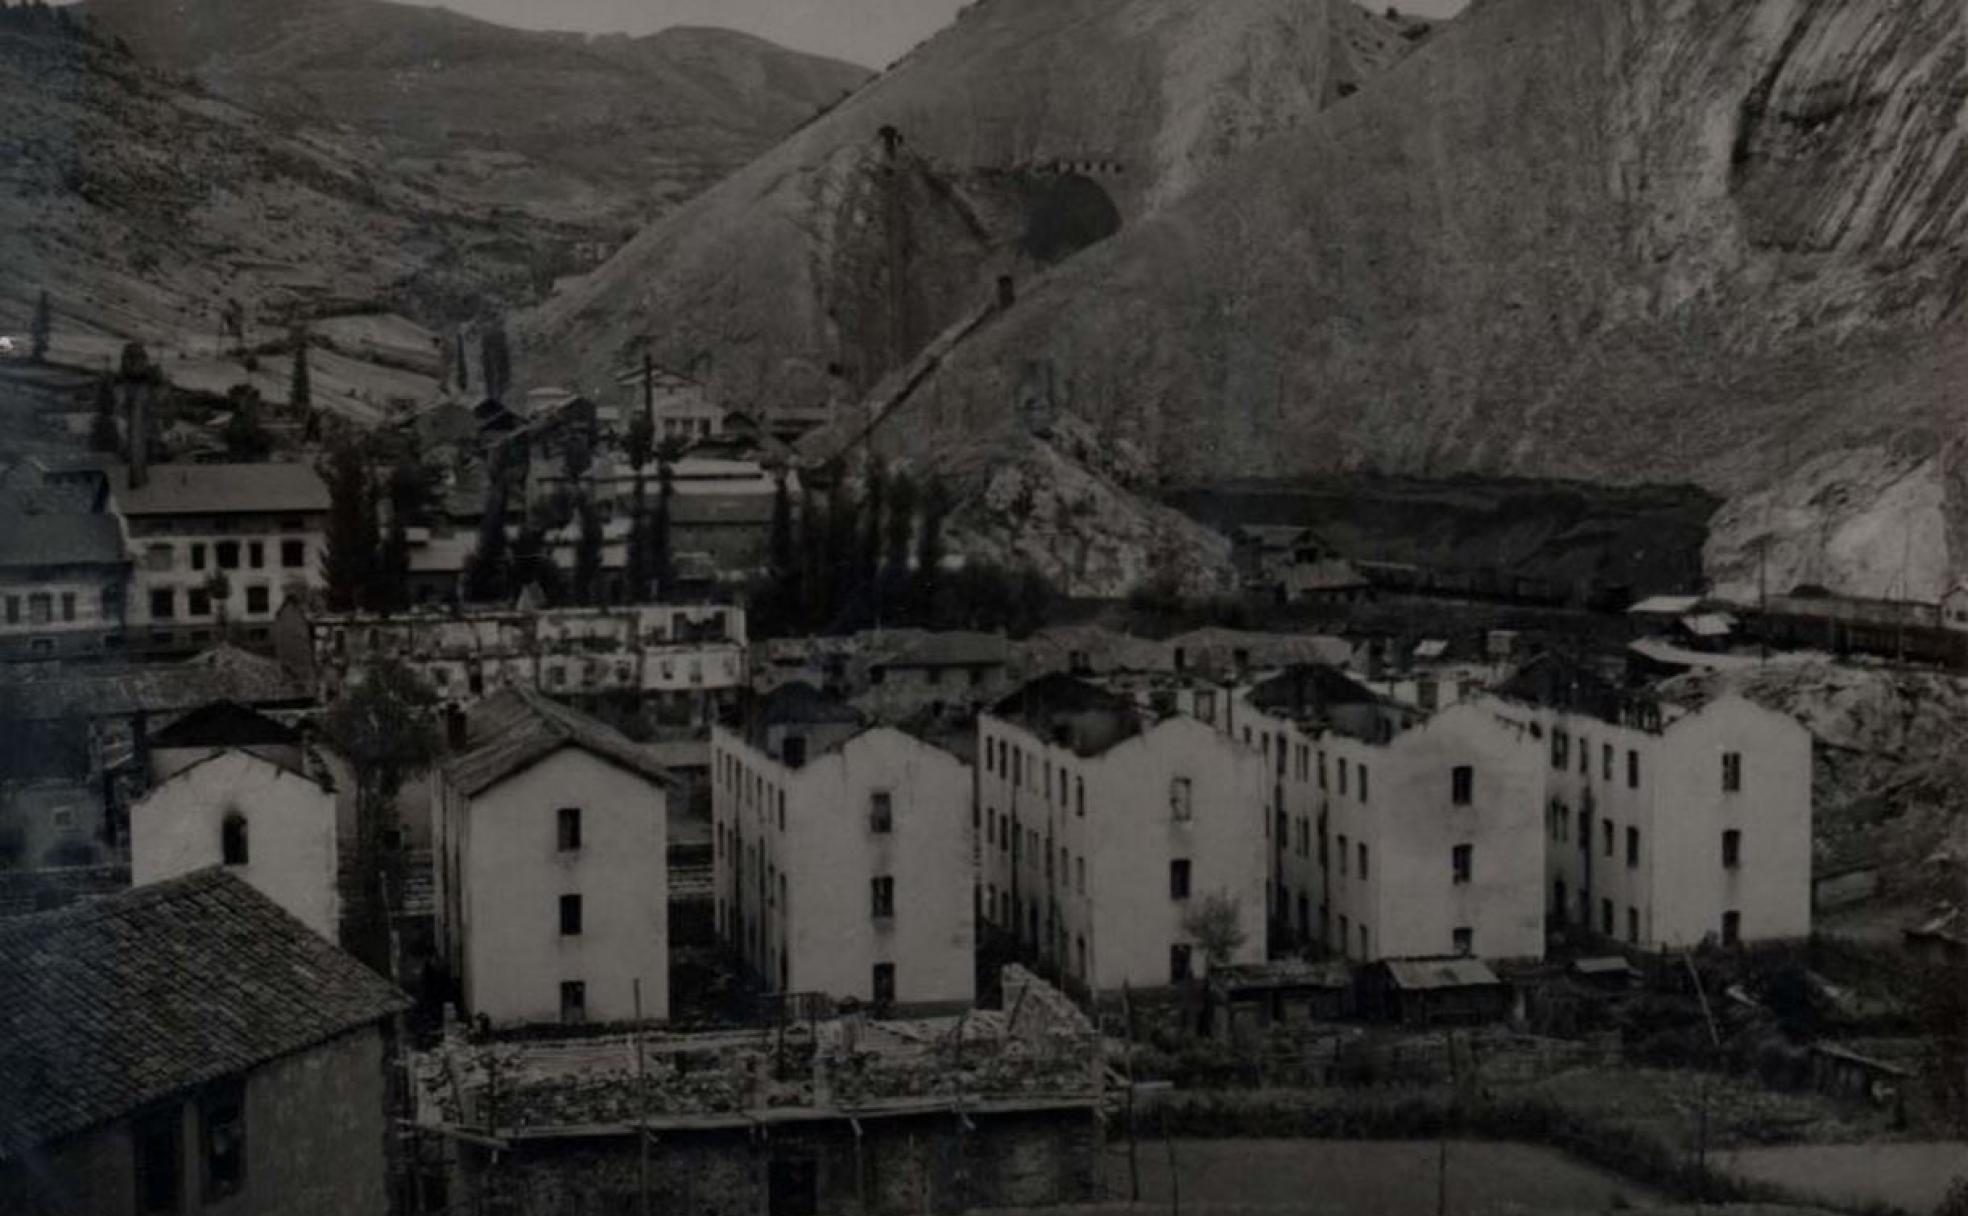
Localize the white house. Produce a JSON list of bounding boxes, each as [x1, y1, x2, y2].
[[1491, 654, 1814, 949], [978, 675, 1267, 991], [433, 686, 673, 1027], [712, 683, 974, 1008], [1236, 666, 1546, 964], [130, 748, 340, 940]]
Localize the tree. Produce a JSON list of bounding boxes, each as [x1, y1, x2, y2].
[[860, 457, 887, 599], [29, 289, 50, 361], [511, 525, 565, 606], [88, 377, 119, 453], [573, 496, 604, 605], [289, 323, 315, 442], [221, 384, 272, 461], [881, 470, 916, 618], [462, 465, 513, 605], [320, 442, 377, 612], [322, 661, 439, 977], [623, 412, 654, 600], [652, 445, 678, 595], [481, 320, 512, 403], [1181, 892, 1248, 975], [914, 475, 951, 617]]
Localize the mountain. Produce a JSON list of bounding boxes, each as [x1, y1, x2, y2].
[[526, 0, 1429, 397], [519, 0, 1435, 591], [535, 0, 1968, 600], [0, 9, 549, 421], [867, 0, 1968, 602], [80, 0, 871, 233]]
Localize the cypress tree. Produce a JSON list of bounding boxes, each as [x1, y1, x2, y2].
[[462, 464, 512, 604], [914, 475, 950, 616], [573, 496, 604, 605], [652, 455, 675, 595], [29, 289, 50, 362], [481, 321, 511, 403], [321, 442, 376, 612], [88, 377, 119, 453]]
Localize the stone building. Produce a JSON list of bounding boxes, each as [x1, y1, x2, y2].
[[0, 869, 407, 1215], [712, 683, 975, 1009], [408, 966, 1100, 1216], [432, 686, 674, 1027]]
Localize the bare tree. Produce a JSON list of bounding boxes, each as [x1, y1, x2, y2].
[[1181, 891, 1247, 973]]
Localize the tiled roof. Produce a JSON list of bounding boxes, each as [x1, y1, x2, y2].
[[108, 463, 330, 517], [0, 869, 407, 1157], [0, 646, 310, 723], [0, 512, 125, 569], [874, 630, 1009, 670], [444, 686, 674, 797]]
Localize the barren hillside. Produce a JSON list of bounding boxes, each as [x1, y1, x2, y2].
[[81, 0, 871, 232], [878, 0, 1968, 599], [0, 13, 547, 420]]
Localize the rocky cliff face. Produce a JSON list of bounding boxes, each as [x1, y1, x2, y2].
[[869, 0, 1968, 598], [520, 0, 1427, 593]]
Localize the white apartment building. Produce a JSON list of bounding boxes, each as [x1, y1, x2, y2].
[[1236, 666, 1547, 965], [281, 602, 747, 720], [1488, 660, 1813, 949], [978, 675, 1267, 991], [433, 687, 673, 1026], [130, 748, 340, 940], [711, 683, 974, 1007], [112, 463, 329, 650]]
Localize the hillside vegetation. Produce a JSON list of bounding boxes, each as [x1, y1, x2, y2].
[[81, 0, 871, 232]]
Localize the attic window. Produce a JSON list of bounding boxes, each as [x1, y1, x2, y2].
[[221, 813, 248, 867]]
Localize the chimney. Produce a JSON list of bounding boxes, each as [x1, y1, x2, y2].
[[126, 381, 150, 490], [445, 705, 469, 753]]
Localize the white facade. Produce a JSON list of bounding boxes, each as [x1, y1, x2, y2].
[[434, 747, 670, 1026], [1245, 699, 1547, 964], [130, 749, 339, 940], [1488, 693, 1814, 949], [298, 603, 747, 711], [711, 726, 974, 1006], [976, 710, 1267, 991]]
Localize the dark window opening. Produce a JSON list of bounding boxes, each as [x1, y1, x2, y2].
[[560, 894, 583, 935], [200, 1080, 246, 1201], [557, 807, 581, 851], [221, 814, 248, 866]]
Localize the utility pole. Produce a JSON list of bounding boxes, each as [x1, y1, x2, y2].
[[1122, 983, 1141, 1202], [1684, 952, 1723, 1210], [634, 978, 650, 1216]]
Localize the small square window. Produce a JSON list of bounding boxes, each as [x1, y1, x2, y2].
[[1451, 765, 1473, 806], [870, 791, 893, 834], [1169, 776, 1193, 821], [1169, 943, 1193, 984], [557, 807, 581, 851], [559, 894, 583, 935], [280, 540, 306, 569], [1722, 752, 1743, 793], [1722, 829, 1742, 869], [872, 962, 896, 1005], [1721, 910, 1741, 946], [245, 585, 270, 615], [1169, 858, 1191, 900], [560, 981, 587, 1024], [1452, 927, 1473, 957], [871, 876, 895, 918], [1451, 843, 1472, 884]]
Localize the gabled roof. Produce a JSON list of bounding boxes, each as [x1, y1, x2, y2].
[[0, 646, 310, 723], [0, 511, 126, 569], [990, 674, 1142, 757], [1494, 651, 1626, 721], [109, 463, 330, 517], [1246, 664, 1378, 718], [444, 686, 674, 797], [147, 700, 299, 751], [757, 681, 864, 729], [0, 869, 406, 1158]]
